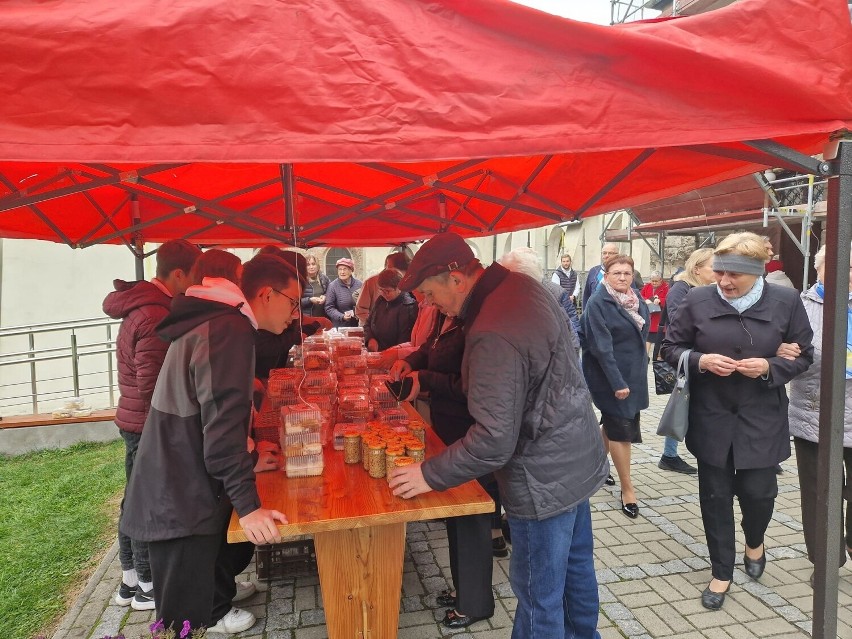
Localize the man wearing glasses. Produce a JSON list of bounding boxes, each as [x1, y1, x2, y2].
[[582, 243, 621, 308], [121, 253, 304, 633]]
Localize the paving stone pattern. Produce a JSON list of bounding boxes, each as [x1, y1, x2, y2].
[[54, 373, 852, 638]]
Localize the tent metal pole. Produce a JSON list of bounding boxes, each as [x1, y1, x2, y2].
[[280, 164, 295, 244], [131, 196, 144, 280], [812, 135, 851, 639]]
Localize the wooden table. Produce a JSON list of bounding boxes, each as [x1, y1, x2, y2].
[[228, 405, 494, 639]]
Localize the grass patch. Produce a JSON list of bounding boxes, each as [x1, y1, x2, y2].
[[0, 440, 125, 639]]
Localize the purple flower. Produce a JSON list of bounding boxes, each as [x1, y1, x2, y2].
[[179, 620, 191, 639], [150, 619, 165, 635]]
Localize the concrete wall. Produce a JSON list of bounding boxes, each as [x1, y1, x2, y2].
[[0, 216, 655, 416]]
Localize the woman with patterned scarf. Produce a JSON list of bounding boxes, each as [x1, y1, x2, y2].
[[579, 254, 650, 521]]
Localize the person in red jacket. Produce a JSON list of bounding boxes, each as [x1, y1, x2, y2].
[[102, 239, 201, 611], [641, 271, 669, 359]]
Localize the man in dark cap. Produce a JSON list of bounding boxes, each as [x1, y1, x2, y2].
[[388, 232, 608, 639]]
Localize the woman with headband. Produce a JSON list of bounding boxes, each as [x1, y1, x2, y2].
[[661, 232, 813, 610]]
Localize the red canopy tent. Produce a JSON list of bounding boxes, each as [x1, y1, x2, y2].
[[0, 0, 850, 249], [3, 2, 852, 635]]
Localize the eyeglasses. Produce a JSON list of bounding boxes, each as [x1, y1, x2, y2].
[[378, 287, 397, 295], [271, 287, 299, 313], [607, 271, 633, 278]]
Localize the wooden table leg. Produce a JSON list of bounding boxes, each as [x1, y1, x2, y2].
[[314, 522, 406, 639]]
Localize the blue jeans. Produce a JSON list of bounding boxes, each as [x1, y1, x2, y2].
[[507, 500, 600, 639], [663, 436, 679, 458]]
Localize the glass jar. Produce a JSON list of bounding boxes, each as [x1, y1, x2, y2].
[[408, 422, 425, 444], [384, 447, 405, 481], [367, 442, 387, 478], [343, 431, 361, 464], [362, 436, 374, 471], [405, 441, 425, 463]]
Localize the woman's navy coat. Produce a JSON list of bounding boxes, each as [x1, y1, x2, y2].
[[579, 286, 650, 418]]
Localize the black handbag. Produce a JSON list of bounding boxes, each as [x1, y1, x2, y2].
[[652, 359, 677, 395], [656, 350, 691, 442]]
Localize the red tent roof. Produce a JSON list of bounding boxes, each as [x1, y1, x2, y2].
[[1, 0, 850, 246]]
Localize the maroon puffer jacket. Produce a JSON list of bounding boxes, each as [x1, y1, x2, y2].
[[102, 279, 172, 433]]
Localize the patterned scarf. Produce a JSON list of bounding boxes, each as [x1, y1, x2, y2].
[[604, 281, 645, 329], [815, 281, 852, 379]]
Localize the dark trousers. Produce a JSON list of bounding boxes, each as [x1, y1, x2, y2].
[[447, 512, 494, 618], [148, 513, 255, 628], [793, 436, 852, 566], [446, 475, 499, 618], [118, 430, 151, 582], [697, 451, 777, 581]]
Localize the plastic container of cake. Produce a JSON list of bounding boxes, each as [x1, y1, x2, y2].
[[281, 405, 323, 434], [285, 453, 325, 477]]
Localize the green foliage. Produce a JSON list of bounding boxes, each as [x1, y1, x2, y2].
[[0, 441, 124, 639]]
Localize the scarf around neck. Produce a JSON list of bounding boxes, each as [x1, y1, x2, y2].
[[814, 281, 852, 379], [716, 275, 764, 314], [604, 281, 645, 329]]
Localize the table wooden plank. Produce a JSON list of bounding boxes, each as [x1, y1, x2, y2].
[[228, 403, 493, 542]]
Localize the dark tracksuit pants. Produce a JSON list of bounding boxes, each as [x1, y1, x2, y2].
[[148, 510, 255, 628]]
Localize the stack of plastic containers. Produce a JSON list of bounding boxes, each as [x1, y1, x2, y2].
[[280, 405, 324, 477]]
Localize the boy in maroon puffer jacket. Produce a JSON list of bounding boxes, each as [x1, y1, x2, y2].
[[102, 239, 200, 610]]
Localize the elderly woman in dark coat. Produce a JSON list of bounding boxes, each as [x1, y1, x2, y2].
[[580, 254, 649, 520], [789, 242, 852, 584], [661, 231, 813, 611]]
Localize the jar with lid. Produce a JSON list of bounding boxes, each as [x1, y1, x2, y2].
[[408, 422, 425, 444], [362, 435, 375, 471], [384, 446, 405, 481], [367, 441, 387, 478], [343, 430, 361, 464], [405, 441, 425, 462]]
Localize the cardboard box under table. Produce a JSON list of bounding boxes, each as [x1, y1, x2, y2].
[[228, 403, 493, 639]]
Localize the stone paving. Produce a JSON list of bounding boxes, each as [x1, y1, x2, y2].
[[54, 377, 852, 639]]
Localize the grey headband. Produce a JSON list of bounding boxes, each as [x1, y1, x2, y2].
[[712, 254, 765, 276]]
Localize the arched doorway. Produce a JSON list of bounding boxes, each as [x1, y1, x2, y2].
[[325, 248, 353, 277]]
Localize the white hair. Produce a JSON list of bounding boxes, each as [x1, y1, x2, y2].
[[814, 242, 852, 271], [499, 247, 543, 280], [649, 270, 662, 279]]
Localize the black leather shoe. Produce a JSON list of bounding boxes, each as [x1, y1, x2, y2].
[[442, 609, 491, 628], [621, 502, 639, 519], [492, 536, 509, 558], [743, 550, 766, 579], [605, 473, 616, 486], [701, 583, 730, 610], [436, 590, 456, 607]]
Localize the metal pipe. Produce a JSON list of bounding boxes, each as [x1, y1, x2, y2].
[[812, 136, 851, 639], [28, 332, 37, 413], [131, 196, 144, 280], [70, 333, 80, 397]]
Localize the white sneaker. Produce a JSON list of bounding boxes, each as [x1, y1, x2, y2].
[[208, 608, 256, 634], [232, 580, 256, 603]]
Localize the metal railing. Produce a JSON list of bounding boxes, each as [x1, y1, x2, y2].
[[0, 317, 121, 415]]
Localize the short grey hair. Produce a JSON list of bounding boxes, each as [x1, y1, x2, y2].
[[649, 270, 662, 279], [499, 247, 543, 281], [814, 242, 852, 271]]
